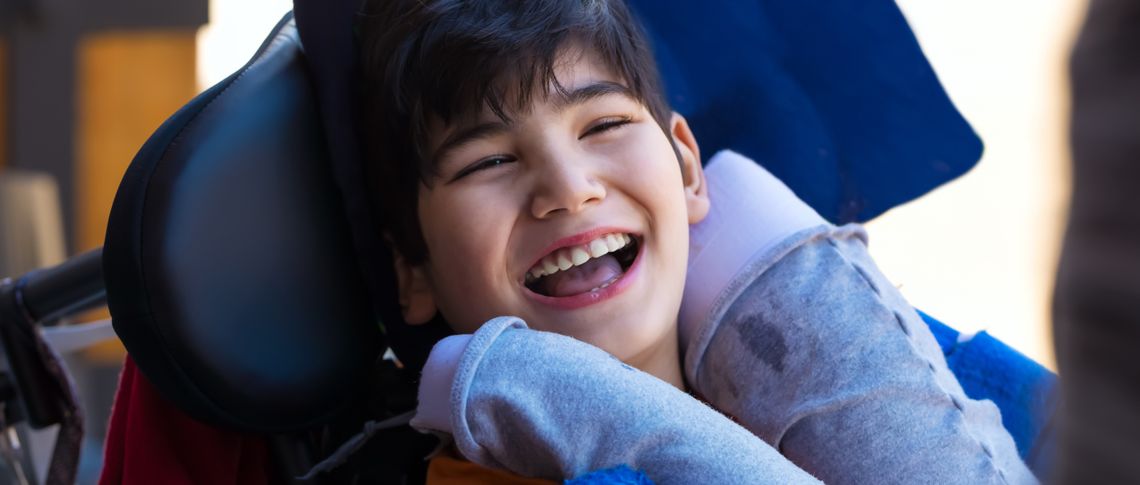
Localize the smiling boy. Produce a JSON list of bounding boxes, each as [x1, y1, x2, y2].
[[397, 50, 704, 389], [356, 0, 1036, 483], [361, 0, 707, 389]]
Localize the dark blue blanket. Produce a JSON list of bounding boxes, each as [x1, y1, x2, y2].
[[628, 0, 983, 224]]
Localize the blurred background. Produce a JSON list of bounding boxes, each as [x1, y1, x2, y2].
[[0, 0, 1087, 482], [870, 0, 1086, 371]]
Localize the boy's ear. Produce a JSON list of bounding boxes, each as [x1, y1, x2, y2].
[[670, 112, 709, 224], [390, 249, 438, 326]]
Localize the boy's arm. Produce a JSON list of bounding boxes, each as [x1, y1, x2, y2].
[[411, 316, 822, 485], [681, 151, 1037, 484]]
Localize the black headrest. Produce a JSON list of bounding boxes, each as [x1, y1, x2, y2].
[[103, 13, 382, 432]]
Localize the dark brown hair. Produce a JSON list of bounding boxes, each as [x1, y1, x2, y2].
[[356, 0, 672, 263]]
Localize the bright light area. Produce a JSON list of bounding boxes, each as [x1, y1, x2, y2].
[[196, 0, 293, 90], [196, 1, 1088, 369], [869, 0, 1088, 369]]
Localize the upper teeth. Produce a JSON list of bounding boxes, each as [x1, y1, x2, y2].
[[528, 233, 633, 281]]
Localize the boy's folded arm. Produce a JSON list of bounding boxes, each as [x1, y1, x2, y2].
[[412, 316, 822, 485], [682, 151, 1037, 484]]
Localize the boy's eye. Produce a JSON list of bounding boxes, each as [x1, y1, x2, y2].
[[450, 155, 515, 182], [580, 116, 632, 139]]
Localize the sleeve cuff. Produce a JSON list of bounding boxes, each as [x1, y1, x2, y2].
[[411, 334, 473, 435], [410, 316, 529, 440]]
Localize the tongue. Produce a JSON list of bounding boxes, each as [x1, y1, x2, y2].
[[541, 254, 624, 297]]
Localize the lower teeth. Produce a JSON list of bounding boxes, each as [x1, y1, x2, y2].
[[587, 275, 621, 293]]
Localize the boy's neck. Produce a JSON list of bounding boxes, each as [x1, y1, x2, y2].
[[625, 325, 684, 389]]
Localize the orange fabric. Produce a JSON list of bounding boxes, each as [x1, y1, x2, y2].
[[426, 447, 557, 485]]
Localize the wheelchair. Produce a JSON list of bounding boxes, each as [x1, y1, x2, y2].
[[0, 1, 1057, 482]]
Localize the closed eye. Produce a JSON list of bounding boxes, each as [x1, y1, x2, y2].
[[579, 117, 633, 139], [449, 155, 516, 182]]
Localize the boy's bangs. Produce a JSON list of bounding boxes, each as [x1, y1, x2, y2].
[[422, 40, 638, 127]]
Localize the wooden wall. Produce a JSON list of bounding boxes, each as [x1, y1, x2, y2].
[[76, 31, 197, 253]]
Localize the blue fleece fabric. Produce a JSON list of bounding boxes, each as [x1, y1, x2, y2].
[[565, 465, 655, 485]]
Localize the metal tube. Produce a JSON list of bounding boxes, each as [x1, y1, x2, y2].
[[16, 248, 105, 325]]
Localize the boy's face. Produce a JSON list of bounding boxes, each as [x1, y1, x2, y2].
[[395, 48, 708, 375]]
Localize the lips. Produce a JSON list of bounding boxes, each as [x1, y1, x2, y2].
[[525, 232, 635, 283], [527, 234, 638, 296], [522, 232, 643, 309]]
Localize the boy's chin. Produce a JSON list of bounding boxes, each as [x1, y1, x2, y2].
[[563, 315, 678, 358], [597, 323, 683, 386]]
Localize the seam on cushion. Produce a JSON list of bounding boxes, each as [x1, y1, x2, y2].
[[135, 20, 310, 431], [129, 44, 269, 429], [840, 237, 1011, 484]]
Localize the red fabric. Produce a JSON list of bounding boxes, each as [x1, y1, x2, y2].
[[99, 356, 276, 485]]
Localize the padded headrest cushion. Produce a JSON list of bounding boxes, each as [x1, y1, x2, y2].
[[103, 13, 382, 432]]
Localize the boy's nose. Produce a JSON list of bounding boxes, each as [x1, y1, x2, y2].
[[529, 161, 606, 219]]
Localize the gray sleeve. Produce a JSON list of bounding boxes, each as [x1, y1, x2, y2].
[[687, 225, 1038, 485], [444, 316, 822, 485]]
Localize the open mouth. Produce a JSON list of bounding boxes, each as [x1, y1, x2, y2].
[[524, 233, 641, 298]]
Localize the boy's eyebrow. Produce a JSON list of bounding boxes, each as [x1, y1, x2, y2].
[[430, 81, 635, 171], [431, 120, 512, 172], [551, 81, 635, 112]]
